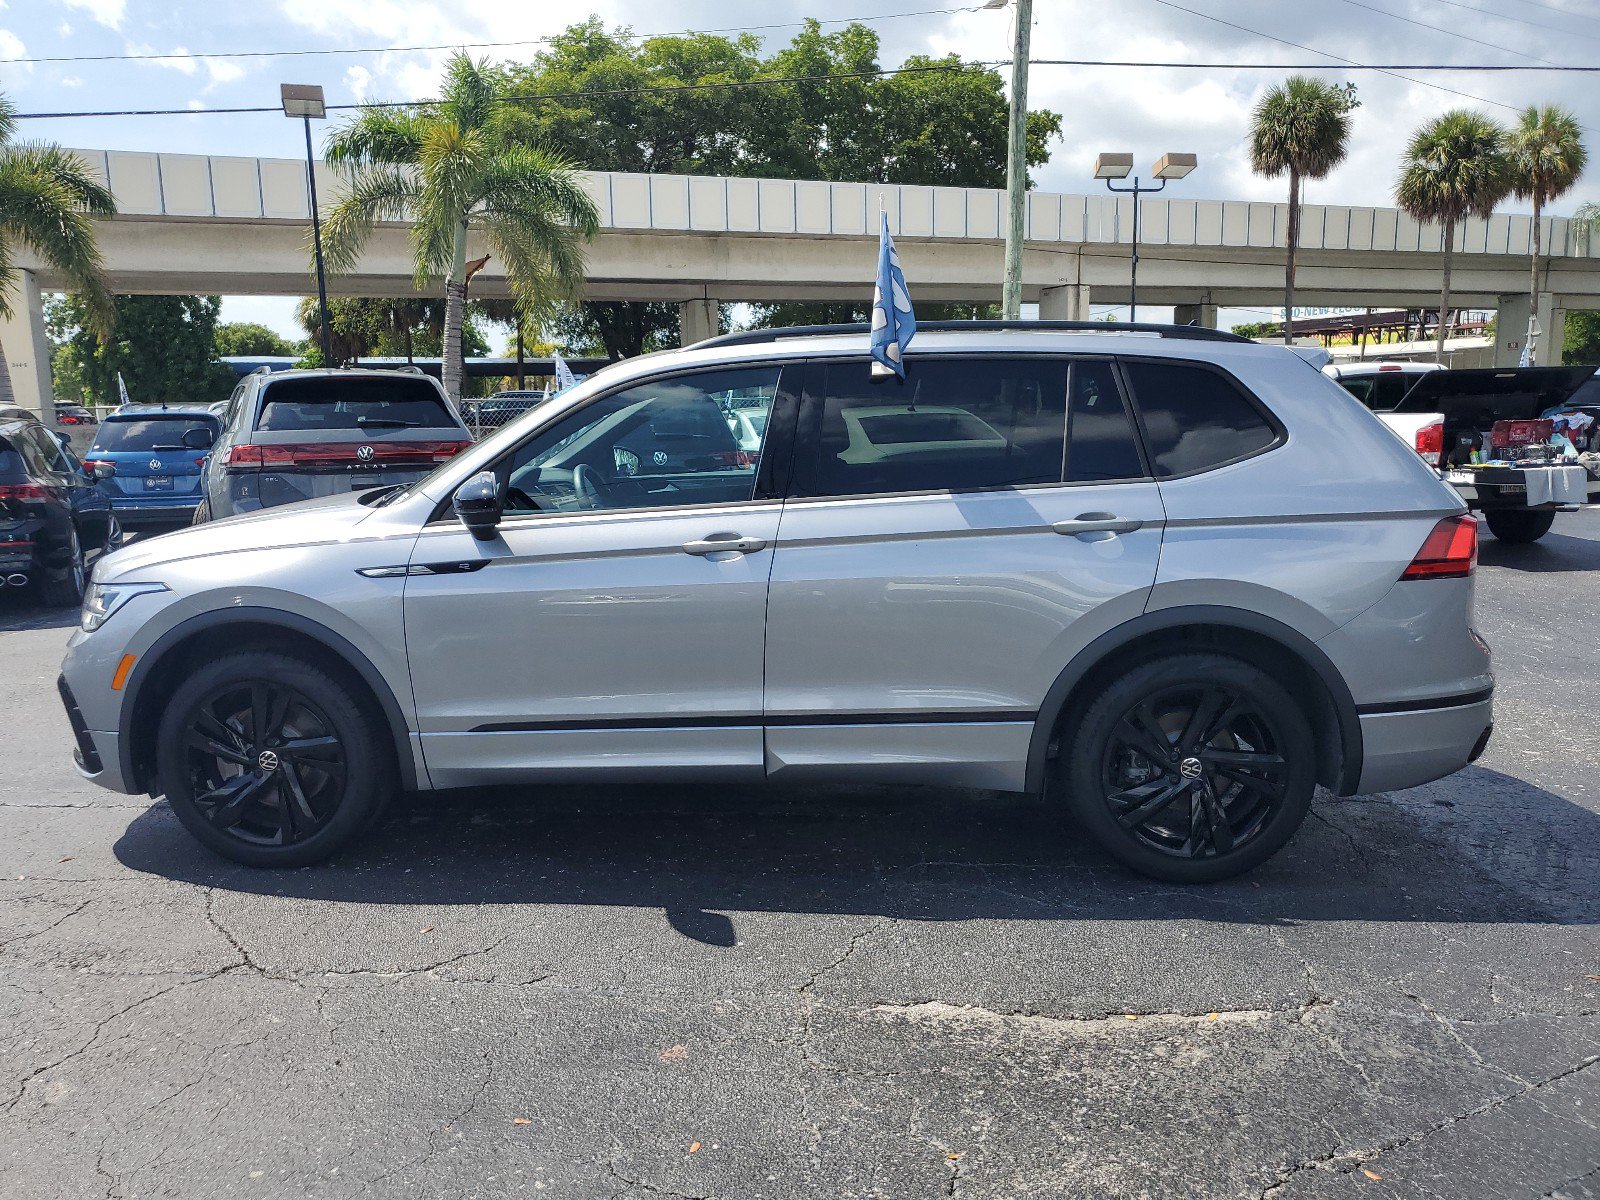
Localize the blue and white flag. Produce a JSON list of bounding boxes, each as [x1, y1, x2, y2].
[[870, 211, 916, 379], [116, 371, 130, 406], [552, 351, 577, 392], [1518, 338, 1533, 368]]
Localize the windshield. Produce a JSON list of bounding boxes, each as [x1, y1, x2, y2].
[[257, 377, 460, 431], [89, 415, 217, 452]]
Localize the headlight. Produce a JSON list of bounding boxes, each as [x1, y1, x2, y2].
[[80, 582, 167, 633]]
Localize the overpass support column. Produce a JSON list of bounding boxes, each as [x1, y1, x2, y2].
[[1039, 284, 1088, 321], [0, 269, 53, 418], [679, 298, 720, 347], [1173, 300, 1218, 329], [1495, 292, 1565, 366]]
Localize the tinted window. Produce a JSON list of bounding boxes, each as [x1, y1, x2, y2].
[[1335, 374, 1410, 412], [90, 415, 218, 453], [1066, 361, 1144, 482], [257, 377, 458, 431], [496, 367, 781, 516], [807, 358, 1067, 497], [0, 436, 24, 481], [1122, 361, 1278, 477]]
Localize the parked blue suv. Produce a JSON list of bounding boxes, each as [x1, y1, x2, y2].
[[82, 406, 220, 528]]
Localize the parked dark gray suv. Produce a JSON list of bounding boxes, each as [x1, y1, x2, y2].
[[195, 369, 473, 522]]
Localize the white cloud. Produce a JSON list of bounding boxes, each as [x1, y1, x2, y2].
[[126, 42, 199, 75], [57, 21, 72, 37], [204, 59, 245, 88], [60, 75, 84, 88], [344, 64, 372, 103], [62, 0, 124, 31], [0, 28, 28, 77]]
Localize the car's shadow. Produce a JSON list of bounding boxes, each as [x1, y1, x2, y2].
[[113, 766, 1598, 941], [1479, 527, 1600, 572]]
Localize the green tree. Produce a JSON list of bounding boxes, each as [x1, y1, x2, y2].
[[1506, 104, 1586, 359], [1564, 310, 1600, 365], [57, 294, 235, 406], [501, 20, 1061, 354], [1248, 77, 1356, 344], [294, 296, 484, 366], [214, 321, 299, 358], [0, 94, 117, 408], [1397, 110, 1513, 362], [322, 52, 601, 400]]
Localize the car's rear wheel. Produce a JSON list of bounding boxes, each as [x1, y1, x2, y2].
[[1060, 653, 1317, 883], [38, 527, 86, 608], [156, 651, 394, 867], [191, 498, 211, 525], [1483, 508, 1553, 543]]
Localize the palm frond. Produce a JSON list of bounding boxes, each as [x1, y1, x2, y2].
[[1396, 109, 1512, 224], [319, 164, 419, 275], [437, 53, 499, 135], [323, 107, 429, 167], [476, 145, 601, 237], [0, 95, 15, 149], [1, 142, 117, 216], [1249, 75, 1353, 181], [1507, 103, 1587, 208], [0, 148, 114, 332]]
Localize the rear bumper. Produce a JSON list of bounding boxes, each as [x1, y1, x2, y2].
[[110, 500, 199, 524], [1354, 694, 1493, 794]]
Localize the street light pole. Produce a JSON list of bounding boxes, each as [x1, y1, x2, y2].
[[1093, 152, 1197, 323], [992, 0, 1033, 320], [281, 84, 333, 367]]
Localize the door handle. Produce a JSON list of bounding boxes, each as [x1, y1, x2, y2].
[[1052, 512, 1144, 537], [682, 533, 768, 556]]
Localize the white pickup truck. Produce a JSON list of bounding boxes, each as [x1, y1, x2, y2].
[[1325, 361, 1597, 543]]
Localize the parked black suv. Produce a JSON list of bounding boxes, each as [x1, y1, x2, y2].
[[0, 410, 118, 606]]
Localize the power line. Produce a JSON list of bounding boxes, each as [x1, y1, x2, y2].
[[10, 62, 979, 120], [1030, 59, 1600, 71], [1419, 0, 1600, 43], [0, 6, 987, 67], [1335, 0, 1571, 68], [1504, 0, 1600, 22]]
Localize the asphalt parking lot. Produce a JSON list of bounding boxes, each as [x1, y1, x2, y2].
[[2, 513, 1597, 1200]]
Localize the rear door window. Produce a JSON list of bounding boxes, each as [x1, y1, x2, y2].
[[1120, 360, 1280, 478], [801, 357, 1068, 497], [256, 377, 459, 432], [1065, 360, 1145, 482]]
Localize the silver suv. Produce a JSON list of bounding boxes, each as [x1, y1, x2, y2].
[[59, 323, 1493, 882]]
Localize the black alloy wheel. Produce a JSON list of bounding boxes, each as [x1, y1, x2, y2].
[[157, 651, 392, 867], [180, 679, 346, 846], [1063, 653, 1316, 882]]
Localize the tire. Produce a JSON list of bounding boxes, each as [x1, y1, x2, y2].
[[155, 651, 395, 867], [101, 515, 124, 555], [38, 526, 87, 608], [1483, 508, 1554, 543], [1059, 653, 1317, 883], [191, 498, 211, 526]]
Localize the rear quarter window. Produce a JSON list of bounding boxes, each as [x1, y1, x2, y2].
[[256, 377, 460, 432], [1120, 360, 1281, 478]]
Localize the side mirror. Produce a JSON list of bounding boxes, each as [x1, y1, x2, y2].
[[452, 471, 503, 542], [182, 426, 216, 450], [53, 430, 72, 448], [92, 461, 115, 480]]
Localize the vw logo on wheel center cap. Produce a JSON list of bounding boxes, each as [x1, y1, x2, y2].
[[356, 445, 375, 462], [1179, 756, 1203, 781], [257, 749, 280, 773]]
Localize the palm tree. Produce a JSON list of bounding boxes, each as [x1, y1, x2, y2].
[[1506, 104, 1586, 362], [1248, 77, 1355, 345], [1396, 110, 1512, 363], [321, 53, 600, 401], [0, 94, 116, 407], [1577, 200, 1600, 255]]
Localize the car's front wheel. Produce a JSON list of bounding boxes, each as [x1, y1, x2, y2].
[[38, 526, 86, 608], [156, 651, 394, 867], [1483, 508, 1553, 543], [1060, 653, 1317, 883]]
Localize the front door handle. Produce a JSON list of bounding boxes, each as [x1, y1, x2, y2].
[[1052, 512, 1144, 537], [682, 533, 768, 556]]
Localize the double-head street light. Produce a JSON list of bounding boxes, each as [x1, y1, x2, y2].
[[985, 0, 1032, 320], [1093, 151, 1197, 322], [282, 83, 334, 366]]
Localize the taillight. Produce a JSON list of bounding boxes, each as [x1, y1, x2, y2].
[[81, 459, 111, 472], [225, 442, 467, 472], [1400, 514, 1477, 580], [1414, 420, 1444, 466], [0, 484, 53, 502]]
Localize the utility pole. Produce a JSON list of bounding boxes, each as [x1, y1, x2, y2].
[[1000, 0, 1032, 320]]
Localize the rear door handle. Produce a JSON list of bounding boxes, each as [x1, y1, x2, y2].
[[682, 534, 768, 556], [1052, 512, 1144, 537]]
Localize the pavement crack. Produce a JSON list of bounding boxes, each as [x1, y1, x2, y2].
[[795, 918, 888, 1166], [0, 897, 94, 952], [1541, 1162, 1600, 1198], [203, 888, 265, 974], [603, 1158, 710, 1200]]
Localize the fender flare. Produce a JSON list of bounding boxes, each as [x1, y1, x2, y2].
[[1023, 604, 1363, 795], [119, 606, 418, 793]]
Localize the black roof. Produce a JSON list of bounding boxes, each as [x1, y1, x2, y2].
[[694, 320, 1251, 350]]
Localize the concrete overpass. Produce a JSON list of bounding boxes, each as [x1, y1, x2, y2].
[[5, 146, 1599, 414]]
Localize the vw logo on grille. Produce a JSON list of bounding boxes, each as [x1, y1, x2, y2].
[[148, 458, 162, 471], [1179, 757, 1204, 781], [356, 445, 376, 462], [256, 749, 280, 773]]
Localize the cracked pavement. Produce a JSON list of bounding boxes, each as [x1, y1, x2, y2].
[[2, 513, 1598, 1198]]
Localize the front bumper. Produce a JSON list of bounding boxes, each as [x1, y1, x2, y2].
[[57, 674, 133, 792], [1354, 694, 1493, 793]]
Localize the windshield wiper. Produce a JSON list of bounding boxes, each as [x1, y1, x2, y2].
[[355, 417, 423, 428], [146, 444, 185, 451]]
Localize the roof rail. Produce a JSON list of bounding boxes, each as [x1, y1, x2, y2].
[[692, 319, 1251, 351]]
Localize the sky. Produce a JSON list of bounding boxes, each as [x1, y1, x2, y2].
[[3, 0, 1599, 335]]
